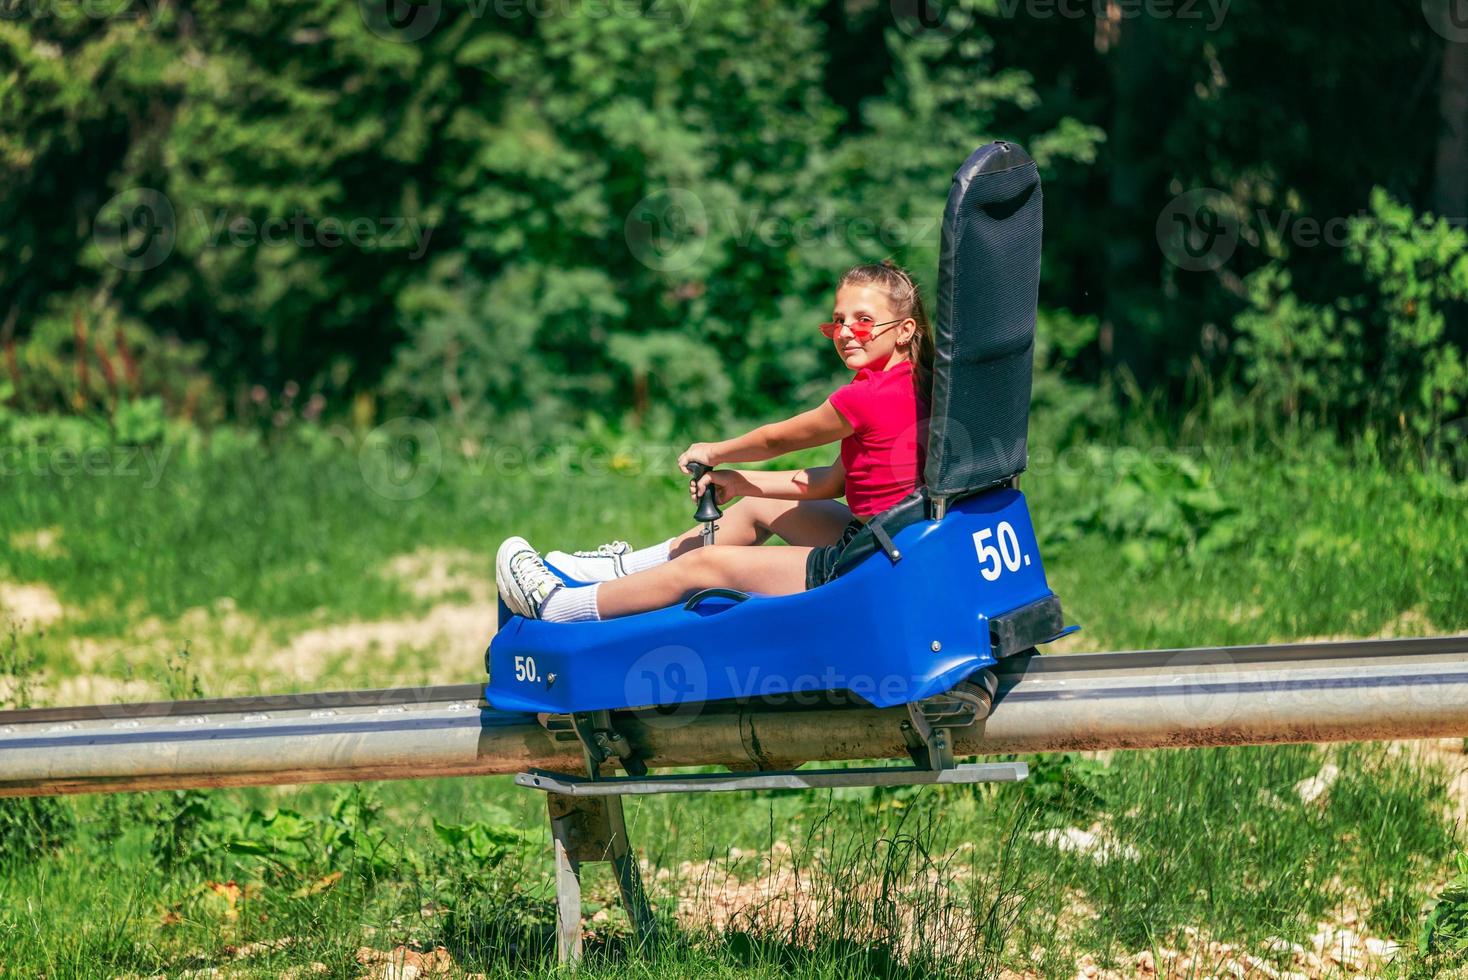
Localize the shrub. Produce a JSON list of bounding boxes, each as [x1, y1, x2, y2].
[[1234, 190, 1468, 442], [3, 302, 221, 424], [1420, 853, 1468, 964]]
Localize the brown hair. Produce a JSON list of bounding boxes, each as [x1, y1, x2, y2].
[[836, 260, 934, 405]]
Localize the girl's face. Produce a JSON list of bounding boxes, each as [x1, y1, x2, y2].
[[829, 284, 915, 372]]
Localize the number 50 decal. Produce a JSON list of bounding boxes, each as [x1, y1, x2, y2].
[[514, 655, 539, 683], [973, 521, 1029, 581]]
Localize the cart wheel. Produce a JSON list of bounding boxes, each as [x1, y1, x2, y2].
[[963, 666, 998, 718], [952, 668, 998, 722]]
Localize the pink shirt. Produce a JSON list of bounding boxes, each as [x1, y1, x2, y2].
[[828, 359, 929, 517]]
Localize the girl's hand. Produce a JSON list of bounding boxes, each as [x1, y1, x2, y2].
[[691, 469, 756, 506], [677, 443, 719, 475]]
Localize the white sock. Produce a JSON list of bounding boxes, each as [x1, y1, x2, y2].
[[624, 538, 673, 574], [540, 582, 602, 623]]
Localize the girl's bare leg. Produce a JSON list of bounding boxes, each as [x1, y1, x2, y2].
[[596, 544, 814, 619], [667, 497, 850, 557]]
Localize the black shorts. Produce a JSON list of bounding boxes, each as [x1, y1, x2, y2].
[[804, 518, 866, 590]]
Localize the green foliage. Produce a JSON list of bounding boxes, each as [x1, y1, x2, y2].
[[221, 789, 419, 879], [1235, 191, 1468, 440], [0, 0, 1108, 434], [2, 305, 219, 420], [143, 783, 535, 888], [0, 792, 74, 864], [2, 0, 1461, 449], [1421, 853, 1468, 962], [110, 395, 168, 444], [381, 0, 1081, 430], [1044, 446, 1243, 570], [1031, 306, 1118, 446], [149, 789, 227, 872], [431, 810, 535, 868]]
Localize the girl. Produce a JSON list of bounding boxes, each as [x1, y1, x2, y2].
[[496, 260, 933, 622]]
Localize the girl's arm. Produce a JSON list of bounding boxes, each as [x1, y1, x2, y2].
[[678, 401, 852, 471], [746, 458, 846, 500], [700, 457, 846, 504]]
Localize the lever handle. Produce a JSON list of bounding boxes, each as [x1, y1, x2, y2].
[[685, 461, 724, 524]]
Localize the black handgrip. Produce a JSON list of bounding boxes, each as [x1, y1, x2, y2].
[[683, 587, 751, 611], [685, 461, 724, 523]]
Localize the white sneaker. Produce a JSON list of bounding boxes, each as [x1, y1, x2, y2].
[[496, 536, 565, 620], [545, 540, 631, 582]]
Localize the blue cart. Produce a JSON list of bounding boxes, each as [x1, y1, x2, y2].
[[484, 140, 1077, 960]]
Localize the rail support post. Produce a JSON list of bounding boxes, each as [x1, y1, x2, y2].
[[545, 792, 657, 965]]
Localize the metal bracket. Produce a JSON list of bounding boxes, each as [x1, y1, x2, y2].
[[900, 670, 997, 770], [525, 756, 1026, 962], [534, 708, 656, 965], [541, 709, 648, 778], [901, 702, 952, 770], [527, 673, 1008, 963], [545, 791, 658, 964], [520, 762, 1028, 796]]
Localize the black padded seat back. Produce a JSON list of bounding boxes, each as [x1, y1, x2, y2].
[[925, 142, 1043, 499]]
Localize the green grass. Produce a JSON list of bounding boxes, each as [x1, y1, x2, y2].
[[1, 422, 1466, 977]]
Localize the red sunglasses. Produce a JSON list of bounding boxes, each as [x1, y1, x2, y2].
[[818, 316, 903, 342]]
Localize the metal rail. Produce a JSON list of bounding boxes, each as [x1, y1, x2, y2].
[[1, 635, 1465, 798]]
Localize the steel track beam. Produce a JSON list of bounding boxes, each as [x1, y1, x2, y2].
[[1, 635, 1465, 798]]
